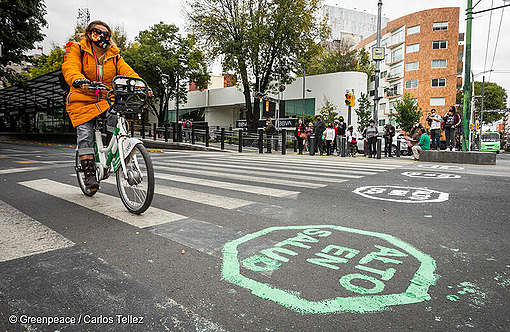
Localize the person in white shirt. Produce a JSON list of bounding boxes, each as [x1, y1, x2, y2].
[[346, 125, 357, 157], [426, 108, 442, 150], [324, 123, 336, 155]]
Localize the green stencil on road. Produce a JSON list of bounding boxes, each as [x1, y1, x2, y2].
[[221, 225, 439, 314]]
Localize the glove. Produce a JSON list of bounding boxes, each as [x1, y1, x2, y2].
[[72, 78, 91, 88]]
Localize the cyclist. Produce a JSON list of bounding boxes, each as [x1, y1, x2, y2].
[[62, 20, 147, 191]]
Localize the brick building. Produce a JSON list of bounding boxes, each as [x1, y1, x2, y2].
[[356, 7, 464, 129]]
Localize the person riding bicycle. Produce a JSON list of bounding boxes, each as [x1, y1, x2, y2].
[[62, 20, 148, 191]]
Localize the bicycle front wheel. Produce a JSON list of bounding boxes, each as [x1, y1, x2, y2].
[[116, 143, 154, 214]]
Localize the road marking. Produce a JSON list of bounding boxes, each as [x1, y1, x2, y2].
[[100, 177, 253, 209], [14, 160, 40, 164], [0, 166, 50, 174], [0, 199, 74, 262], [353, 186, 449, 203], [19, 179, 186, 228], [153, 164, 335, 186], [417, 164, 464, 170], [155, 173, 300, 198], [402, 171, 461, 179], [156, 160, 363, 179]]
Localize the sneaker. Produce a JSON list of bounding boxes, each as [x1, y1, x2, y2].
[[80, 159, 99, 191]]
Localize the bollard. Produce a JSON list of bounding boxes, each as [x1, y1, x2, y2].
[[153, 123, 157, 140], [164, 123, 168, 142], [341, 136, 346, 157], [274, 134, 279, 151], [221, 128, 225, 150], [258, 129, 264, 153], [376, 137, 382, 159], [205, 126, 209, 147], [229, 126, 233, 144], [396, 139, 401, 157], [191, 126, 195, 145], [282, 130, 286, 155], [363, 140, 367, 156], [384, 137, 388, 157], [309, 136, 315, 156], [141, 122, 145, 139], [293, 139, 297, 153], [238, 130, 243, 153], [266, 135, 272, 153], [130, 121, 134, 137], [172, 122, 176, 141]]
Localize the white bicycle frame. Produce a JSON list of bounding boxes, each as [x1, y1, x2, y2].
[[93, 115, 142, 181]]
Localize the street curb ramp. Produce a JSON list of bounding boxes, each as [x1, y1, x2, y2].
[[420, 150, 496, 165]]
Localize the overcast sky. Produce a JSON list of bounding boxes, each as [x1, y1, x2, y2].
[[41, 0, 509, 106]]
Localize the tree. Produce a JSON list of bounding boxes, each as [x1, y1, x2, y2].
[[112, 26, 129, 53], [304, 40, 374, 78], [123, 22, 210, 125], [392, 93, 421, 133], [187, 0, 329, 128], [319, 98, 338, 125], [0, 0, 48, 85], [24, 45, 65, 78], [355, 92, 372, 133], [457, 82, 507, 125]]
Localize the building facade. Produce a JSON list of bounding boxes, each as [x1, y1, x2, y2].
[[356, 7, 464, 128]]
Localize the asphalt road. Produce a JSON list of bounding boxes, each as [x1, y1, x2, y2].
[[0, 140, 509, 332]]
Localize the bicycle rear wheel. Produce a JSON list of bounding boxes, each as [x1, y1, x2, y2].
[[75, 151, 97, 197], [116, 143, 154, 214]]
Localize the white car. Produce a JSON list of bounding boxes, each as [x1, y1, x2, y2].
[[353, 132, 409, 156]]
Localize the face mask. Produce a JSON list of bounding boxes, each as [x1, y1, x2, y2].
[[90, 29, 111, 49]]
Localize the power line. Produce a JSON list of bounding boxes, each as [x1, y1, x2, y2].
[[483, 0, 494, 74], [488, 7, 505, 82]]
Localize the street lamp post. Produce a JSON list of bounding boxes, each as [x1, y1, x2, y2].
[[302, 63, 306, 118]]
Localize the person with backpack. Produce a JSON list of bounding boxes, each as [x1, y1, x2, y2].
[[383, 122, 395, 157], [442, 106, 461, 151], [62, 20, 150, 191]]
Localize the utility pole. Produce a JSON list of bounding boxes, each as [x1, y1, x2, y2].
[[373, 0, 383, 125], [462, 0, 473, 151], [479, 75, 485, 147], [302, 63, 306, 118]]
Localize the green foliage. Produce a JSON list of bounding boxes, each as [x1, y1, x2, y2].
[[392, 93, 422, 133], [355, 92, 372, 133], [112, 26, 129, 53], [304, 41, 375, 78], [25, 46, 65, 78], [319, 98, 338, 125], [187, 0, 329, 128], [0, 0, 48, 84], [473, 81, 508, 124], [303, 114, 316, 126], [123, 22, 209, 124]]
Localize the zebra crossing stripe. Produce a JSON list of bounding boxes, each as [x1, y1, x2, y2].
[[0, 199, 74, 262], [155, 160, 364, 179], [154, 173, 300, 198], [100, 177, 253, 210], [153, 164, 336, 186], [19, 179, 187, 228]]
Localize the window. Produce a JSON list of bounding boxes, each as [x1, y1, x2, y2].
[[380, 103, 387, 112], [407, 25, 420, 36], [432, 59, 447, 68], [406, 43, 419, 53], [391, 47, 403, 62], [369, 90, 375, 96], [406, 61, 419, 71], [430, 97, 445, 106], [380, 71, 387, 78], [381, 38, 388, 47], [431, 78, 446, 87], [389, 64, 403, 79], [379, 119, 386, 126], [391, 28, 405, 45], [387, 83, 402, 97], [433, 21, 448, 31], [405, 80, 418, 89], [432, 40, 448, 49]]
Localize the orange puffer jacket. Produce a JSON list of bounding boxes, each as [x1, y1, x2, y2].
[[62, 38, 140, 127]]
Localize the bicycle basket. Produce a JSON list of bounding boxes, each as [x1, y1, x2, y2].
[[111, 76, 149, 115]]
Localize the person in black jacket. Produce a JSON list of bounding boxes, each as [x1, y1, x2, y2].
[[383, 123, 395, 157], [313, 115, 326, 155], [335, 117, 347, 156]]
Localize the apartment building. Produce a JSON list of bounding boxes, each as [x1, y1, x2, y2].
[[356, 7, 464, 128]]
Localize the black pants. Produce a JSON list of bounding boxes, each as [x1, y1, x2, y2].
[[445, 128, 455, 150], [326, 140, 333, 155], [384, 136, 393, 157], [317, 137, 325, 154], [297, 137, 304, 154], [368, 137, 377, 157], [431, 129, 441, 150]]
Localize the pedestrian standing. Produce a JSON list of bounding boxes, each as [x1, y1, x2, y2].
[[383, 122, 395, 157], [364, 120, 378, 158], [324, 123, 336, 155], [346, 125, 357, 157], [426, 109, 442, 150], [442, 106, 461, 151], [314, 115, 326, 156], [335, 117, 346, 156], [295, 118, 306, 155], [264, 119, 276, 149], [305, 122, 313, 153], [412, 128, 431, 160]]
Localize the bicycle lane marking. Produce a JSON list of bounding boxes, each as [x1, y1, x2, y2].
[[352, 186, 449, 203]]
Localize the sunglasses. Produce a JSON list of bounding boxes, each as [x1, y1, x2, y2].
[[91, 28, 111, 38]]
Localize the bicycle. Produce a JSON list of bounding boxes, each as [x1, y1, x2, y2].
[[74, 76, 155, 214]]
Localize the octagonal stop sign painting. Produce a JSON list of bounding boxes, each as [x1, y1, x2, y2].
[[221, 225, 439, 314]]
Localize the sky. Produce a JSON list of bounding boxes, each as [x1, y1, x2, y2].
[[40, 0, 509, 106]]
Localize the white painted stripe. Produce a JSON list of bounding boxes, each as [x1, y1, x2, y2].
[[154, 164, 335, 186], [101, 177, 253, 209], [155, 160, 365, 179], [154, 173, 300, 198], [19, 179, 186, 228], [0, 166, 48, 174], [0, 199, 74, 262]]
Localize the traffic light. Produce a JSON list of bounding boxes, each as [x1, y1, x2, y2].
[[476, 122, 480, 130], [345, 93, 351, 106], [349, 94, 355, 107]]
